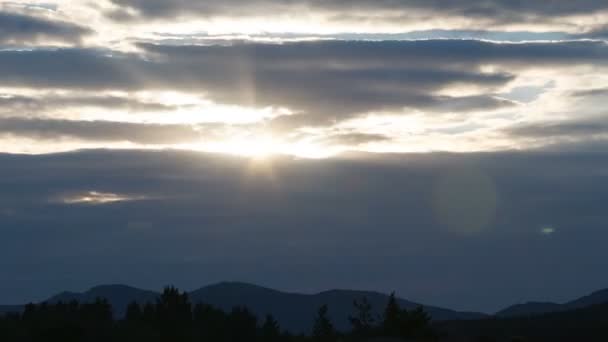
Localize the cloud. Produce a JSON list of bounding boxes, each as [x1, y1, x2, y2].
[[108, 0, 608, 31], [58, 191, 149, 205], [571, 88, 608, 98], [580, 25, 608, 39], [0, 94, 179, 114], [318, 133, 392, 146], [504, 118, 608, 140], [0, 48, 144, 90], [0, 11, 92, 44], [0, 117, 213, 144], [1, 39, 607, 131]]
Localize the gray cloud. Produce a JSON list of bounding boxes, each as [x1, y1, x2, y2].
[[0, 117, 212, 144], [0, 11, 92, 44], [0, 48, 142, 90], [505, 118, 608, 140], [108, 0, 608, 26], [571, 88, 608, 98], [580, 25, 608, 39], [0, 94, 179, 114], [318, 133, 392, 146], [1, 40, 608, 129]]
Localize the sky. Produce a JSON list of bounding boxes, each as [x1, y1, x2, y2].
[[1, 0, 608, 313]]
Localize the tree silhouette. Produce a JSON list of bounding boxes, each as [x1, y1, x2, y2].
[[312, 304, 336, 342], [382, 292, 402, 337], [349, 296, 375, 338], [228, 306, 258, 341], [0, 285, 442, 342], [125, 301, 142, 322], [407, 305, 433, 339], [155, 286, 192, 342], [261, 314, 282, 342], [192, 302, 228, 341]]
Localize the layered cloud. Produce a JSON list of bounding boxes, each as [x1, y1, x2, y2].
[[0, 10, 92, 44], [0, 38, 607, 153], [107, 0, 608, 34], [0, 117, 211, 144], [0, 1, 606, 154]]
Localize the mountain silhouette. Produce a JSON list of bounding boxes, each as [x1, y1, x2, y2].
[[7, 282, 608, 332], [497, 288, 608, 317], [0, 282, 483, 332], [188, 282, 485, 332], [46, 284, 159, 317]]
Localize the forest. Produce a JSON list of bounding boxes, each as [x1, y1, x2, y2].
[[2, 286, 608, 341], [0, 286, 435, 342]]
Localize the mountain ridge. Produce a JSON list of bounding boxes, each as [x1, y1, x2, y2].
[[496, 288, 608, 317], [0, 281, 484, 332], [5, 282, 608, 332]]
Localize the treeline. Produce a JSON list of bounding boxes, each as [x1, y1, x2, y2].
[[0, 286, 436, 342], [436, 300, 608, 342]]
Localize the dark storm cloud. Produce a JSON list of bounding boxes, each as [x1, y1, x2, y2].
[[108, 0, 608, 24], [0, 11, 92, 44], [0, 118, 211, 144], [1, 39, 608, 128], [1, 149, 608, 312]]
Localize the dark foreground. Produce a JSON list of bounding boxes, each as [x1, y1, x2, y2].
[[1, 286, 608, 341]]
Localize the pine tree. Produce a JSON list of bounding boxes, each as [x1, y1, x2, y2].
[[349, 296, 375, 338], [156, 286, 192, 342], [313, 305, 336, 342], [125, 301, 142, 322], [382, 292, 402, 337], [261, 314, 281, 342]]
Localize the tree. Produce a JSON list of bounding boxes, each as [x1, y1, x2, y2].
[[155, 286, 192, 342], [192, 303, 228, 341], [349, 296, 375, 338], [227, 306, 258, 342], [312, 305, 336, 342], [142, 302, 155, 322], [382, 292, 402, 337], [261, 314, 282, 342], [125, 301, 142, 322], [408, 306, 433, 339]]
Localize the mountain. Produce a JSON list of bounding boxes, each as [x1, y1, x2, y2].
[[567, 288, 608, 309], [189, 282, 486, 333], [496, 288, 608, 317], [0, 282, 484, 333], [47, 284, 159, 317], [495, 301, 564, 317]]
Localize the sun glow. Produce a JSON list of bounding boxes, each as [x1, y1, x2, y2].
[[195, 135, 336, 159], [209, 136, 280, 159]]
